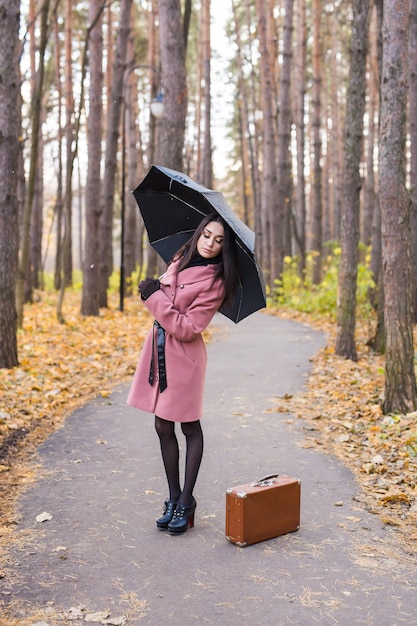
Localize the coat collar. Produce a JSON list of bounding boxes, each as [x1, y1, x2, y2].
[[160, 259, 218, 288]]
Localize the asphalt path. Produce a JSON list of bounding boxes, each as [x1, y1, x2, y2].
[[2, 312, 417, 626]]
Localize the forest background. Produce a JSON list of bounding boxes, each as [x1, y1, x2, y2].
[[0, 0, 417, 550]]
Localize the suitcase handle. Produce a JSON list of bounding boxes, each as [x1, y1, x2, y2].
[[251, 473, 279, 487]]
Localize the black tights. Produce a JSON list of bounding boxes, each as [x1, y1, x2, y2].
[[155, 416, 203, 507]]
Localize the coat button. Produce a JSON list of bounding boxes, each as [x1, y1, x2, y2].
[[179, 284, 184, 289]]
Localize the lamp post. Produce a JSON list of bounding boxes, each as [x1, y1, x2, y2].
[[120, 64, 164, 312]]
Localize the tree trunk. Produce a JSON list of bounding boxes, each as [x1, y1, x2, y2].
[[380, 0, 416, 413], [368, 0, 384, 352], [409, 0, 417, 321], [16, 0, 50, 329], [144, 1, 160, 278], [157, 0, 188, 171], [294, 0, 307, 272], [335, 0, 370, 361], [124, 51, 140, 292], [256, 0, 278, 284], [198, 0, 213, 188], [99, 0, 133, 307], [29, 135, 44, 293], [276, 0, 294, 264], [63, 0, 74, 288], [81, 0, 104, 316], [231, 0, 258, 229], [0, 0, 20, 368], [311, 0, 323, 285], [329, 10, 343, 242], [362, 40, 378, 246]]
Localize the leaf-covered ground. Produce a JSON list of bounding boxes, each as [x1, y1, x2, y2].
[[270, 307, 417, 554], [0, 293, 416, 563], [0, 291, 152, 546]]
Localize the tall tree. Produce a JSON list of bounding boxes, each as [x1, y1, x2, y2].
[[231, 0, 260, 230], [198, 0, 213, 188], [335, 0, 370, 361], [16, 0, 51, 328], [99, 0, 133, 307], [294, 0, 307, 272], [368, 0, 384, 353], [81, 0, 104, 316], [409, 0, 417, 321], [157, 0, 188, 170], [0, 0, 20, 368], [256, 0, 278, 280], [62, 0, 75, 288], [379, 0, 416, 413], [276, 0, 294, 261], [311, 0, 323, 285], [328, 9, 344, 243]]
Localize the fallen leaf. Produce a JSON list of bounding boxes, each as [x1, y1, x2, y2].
[[64, 606, 85, 620], [36, 511, 53, 523], [85, 610, 110, 622], [103, 617, 127, 626], [379, 493, 410, 505]]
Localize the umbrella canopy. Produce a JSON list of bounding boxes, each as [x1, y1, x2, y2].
[[133, 164, 266, 323]]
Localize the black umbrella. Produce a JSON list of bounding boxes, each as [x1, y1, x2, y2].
[[133, 164, 266, 323]]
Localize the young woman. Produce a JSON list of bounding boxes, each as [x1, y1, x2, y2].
[[127, 214, 238, 535]]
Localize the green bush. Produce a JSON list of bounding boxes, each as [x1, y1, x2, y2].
[[270, 246, 375, 321]]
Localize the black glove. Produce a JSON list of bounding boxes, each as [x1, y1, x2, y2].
[[139, 278, 160, 301]]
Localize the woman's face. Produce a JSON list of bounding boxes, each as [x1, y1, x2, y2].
[[197, 221, 224, 259]]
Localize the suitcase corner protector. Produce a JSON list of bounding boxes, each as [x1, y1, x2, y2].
[[226, 488, 247, 498], [226, 536, 246, 547]]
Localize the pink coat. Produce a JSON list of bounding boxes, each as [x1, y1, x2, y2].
[[127, 259, 225, 422]]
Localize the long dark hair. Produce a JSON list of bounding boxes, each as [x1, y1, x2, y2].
[[172, 214, 239, 308]]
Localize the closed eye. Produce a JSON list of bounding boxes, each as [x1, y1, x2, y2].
[[203, 230, 223, 244]]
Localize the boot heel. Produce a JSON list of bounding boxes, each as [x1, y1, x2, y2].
[[188, 512, 195, 529]]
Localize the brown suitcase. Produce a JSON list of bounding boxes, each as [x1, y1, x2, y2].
[[225, 473, 301, 547]]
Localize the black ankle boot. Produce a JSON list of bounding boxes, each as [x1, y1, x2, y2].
[[168, 498, 197, 535], [156, 500, 177, 530]]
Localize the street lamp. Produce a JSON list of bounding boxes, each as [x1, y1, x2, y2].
[[120, 64, 164, 312], [150, 92, 164, 119]]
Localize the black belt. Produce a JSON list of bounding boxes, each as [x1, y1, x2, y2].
[[149, 320, 167, 392]]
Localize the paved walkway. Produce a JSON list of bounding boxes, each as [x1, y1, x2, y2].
[[2, 313, 417, 626]]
